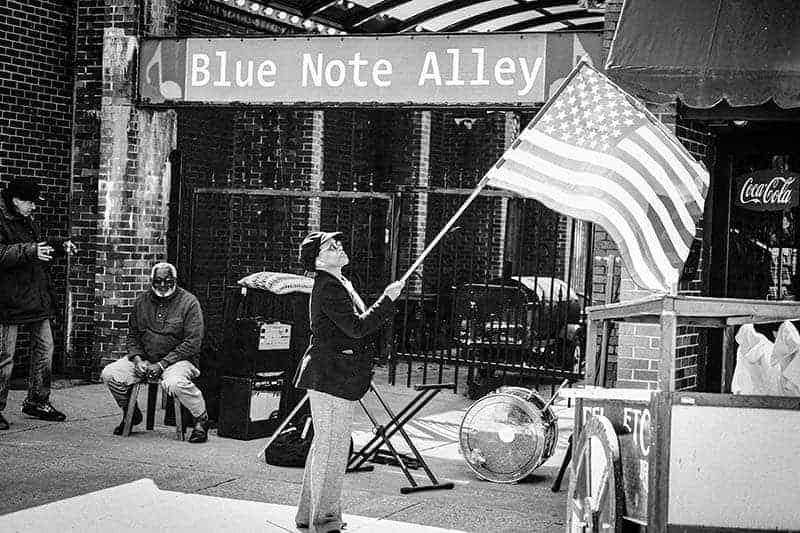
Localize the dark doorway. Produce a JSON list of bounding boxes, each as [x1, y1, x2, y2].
[[707, 121, 800, 391]]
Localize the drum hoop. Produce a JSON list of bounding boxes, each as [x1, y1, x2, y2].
[[459, 391, 559, 482], [494, 388, 558, 423]]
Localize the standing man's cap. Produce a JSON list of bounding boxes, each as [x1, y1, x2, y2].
[[6, 178, 44, 202], [300, 231, 342, 271]]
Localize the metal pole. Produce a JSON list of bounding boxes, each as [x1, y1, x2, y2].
[[399, 175, 490, 283]]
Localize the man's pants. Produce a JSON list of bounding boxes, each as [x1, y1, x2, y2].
[[295, 390, 354, 533], [100, 358, 207, 418], [0, 320, 54, 412]]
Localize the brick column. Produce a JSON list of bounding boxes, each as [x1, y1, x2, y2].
[[92, 1, 178, 372], [488, 112, 518, 278], [395, 111, 432, 295], [306, 111, 324, 235]]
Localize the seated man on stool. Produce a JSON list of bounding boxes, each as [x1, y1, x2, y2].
[[101, 262, 210, 443]]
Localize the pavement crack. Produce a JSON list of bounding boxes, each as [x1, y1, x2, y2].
[[191, 476, 240, 493], [376, 501, 424, 522], [0, 414, 120, 434]]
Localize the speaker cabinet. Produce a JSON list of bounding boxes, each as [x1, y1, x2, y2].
[[218, 375, 283, 440], [223, 318, 293, 377]]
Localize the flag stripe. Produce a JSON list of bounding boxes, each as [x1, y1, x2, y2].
[[505, 146, 684, 272], [514, 141, 689, 265], [636, 127, 707, 209], [644, 122, 710, 195], [524, 129, 696, 234], [520, 131, 694, 255], [488, 163, 671, 290], [618, 137, 703, 221], [495, 157, 676, 286], [613, 143, 701, 237]]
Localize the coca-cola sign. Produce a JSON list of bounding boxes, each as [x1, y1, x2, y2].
[[735, 170, 800, 211]]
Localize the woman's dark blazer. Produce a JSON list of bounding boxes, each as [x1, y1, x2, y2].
[[294, 271, 394, 401]]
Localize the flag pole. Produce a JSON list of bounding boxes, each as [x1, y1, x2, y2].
[[399, 174, 491, 283], [396, 61, 590, 285]]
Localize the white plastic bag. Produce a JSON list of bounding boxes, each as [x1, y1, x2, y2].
[[770, 321, 800, 397], [732, 324, 781, 395]]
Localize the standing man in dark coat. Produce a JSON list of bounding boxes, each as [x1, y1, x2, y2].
[[0, 178, 77, 430]]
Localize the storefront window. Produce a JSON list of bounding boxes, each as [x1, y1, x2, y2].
[[728, 154, 799, 300]]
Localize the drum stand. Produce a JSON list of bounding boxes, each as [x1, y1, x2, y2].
[[551, 433, 572, 492], [347, 382, 456, 494]]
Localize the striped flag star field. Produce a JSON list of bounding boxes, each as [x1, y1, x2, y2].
[[486, 61, 709, 293]]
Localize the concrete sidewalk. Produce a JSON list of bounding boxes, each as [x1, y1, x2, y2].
[[0, 368, 573, 532]]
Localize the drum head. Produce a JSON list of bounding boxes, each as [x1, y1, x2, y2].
[[459, 391, 554, 483]]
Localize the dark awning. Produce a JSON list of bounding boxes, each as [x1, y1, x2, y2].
[[605, 0, 800, 109]]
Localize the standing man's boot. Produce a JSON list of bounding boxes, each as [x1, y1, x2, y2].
[[188, 411, 209, 443], [0, 412, 9, 430], [21, 399, 66, 422]]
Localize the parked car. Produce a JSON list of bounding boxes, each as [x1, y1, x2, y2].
[[453, 276, 585, 372]]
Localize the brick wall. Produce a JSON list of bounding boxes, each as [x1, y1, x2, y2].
[[1, 0, 76, 376], [178, 0, 289, 35], [177, 108, 324, 346], [319, 110, 389, 295]]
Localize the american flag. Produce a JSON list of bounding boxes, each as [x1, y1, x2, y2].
[[486, 61, 709, 293]]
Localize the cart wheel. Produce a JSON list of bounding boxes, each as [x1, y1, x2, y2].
[[566, 415, 624, 532]]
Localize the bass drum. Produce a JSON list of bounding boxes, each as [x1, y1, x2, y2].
[[459, 386, 558, 483]]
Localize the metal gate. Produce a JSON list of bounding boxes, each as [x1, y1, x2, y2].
[[183, 187, 396, 357], [389, 187, 592, 396], [182, 185, 590, 395]]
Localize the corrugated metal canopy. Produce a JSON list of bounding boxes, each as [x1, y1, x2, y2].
[[210, 0, 605, 34], [606, 0, 800, 109]]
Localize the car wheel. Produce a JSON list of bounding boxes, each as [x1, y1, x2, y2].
[[571, 342, 584, 374]]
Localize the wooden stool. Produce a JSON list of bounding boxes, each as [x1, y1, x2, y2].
[[122, 378, 186, 440]]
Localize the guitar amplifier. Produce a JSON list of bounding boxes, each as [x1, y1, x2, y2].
[[223, 318, 293, 377], [218, 374, 284, 440]]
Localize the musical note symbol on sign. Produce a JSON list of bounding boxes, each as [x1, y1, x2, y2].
[[145, 42, 182, 100]]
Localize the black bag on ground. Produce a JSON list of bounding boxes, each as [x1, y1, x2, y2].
[[266, 414, 314, 467], [265, 414, 356, 468]]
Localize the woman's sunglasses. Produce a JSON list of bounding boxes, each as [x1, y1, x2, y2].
[[322, 239, 344, 252]]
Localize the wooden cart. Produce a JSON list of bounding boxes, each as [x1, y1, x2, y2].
[[564, 295, 800, 532]]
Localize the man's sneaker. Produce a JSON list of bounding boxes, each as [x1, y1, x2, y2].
[[0, 412, 9, 430], [113, 406, 143, 436], [188, 413, 210, 443], [21, 400, 66, 422]]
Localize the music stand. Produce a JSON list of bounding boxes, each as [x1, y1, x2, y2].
[[347, 382, 455, 494]]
